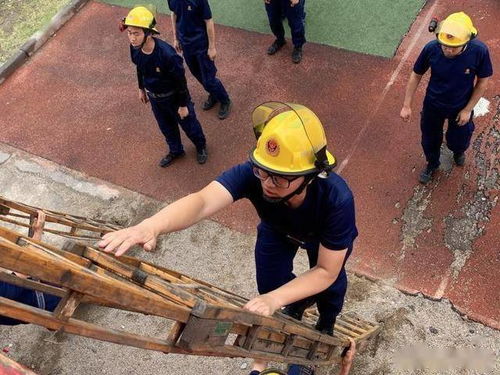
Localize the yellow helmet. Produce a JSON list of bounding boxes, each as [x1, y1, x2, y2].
[[250, 102, 336, 175], [122, 6, 159, 34], [259, 369, 287, 375], [437, 12, 477, 47]]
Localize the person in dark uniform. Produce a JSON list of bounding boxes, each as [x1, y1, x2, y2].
[[1, 211, 61, 325], [264, 0, 306, 63], [121, 6, 208, 168], [400, 12, 493, 184], [168, 0, 232, 120], [99, 102, 357, 375]]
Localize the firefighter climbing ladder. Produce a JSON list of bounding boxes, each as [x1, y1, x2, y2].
[[0, 197, 380, 366]]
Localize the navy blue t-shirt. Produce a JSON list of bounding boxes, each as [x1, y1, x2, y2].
[[413, 39, 493, 110], [216, 162, 358, 251], [168, 0, 212, 54], [130, 37, 189, 106]]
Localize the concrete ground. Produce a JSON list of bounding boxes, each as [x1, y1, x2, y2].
[[1, 144, 498, 375]]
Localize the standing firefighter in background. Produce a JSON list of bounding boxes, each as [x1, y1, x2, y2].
[[264, 0, 306, 63], [400, 12, 493, 184], [168, 0, 232, 120], [121, 6, 208, 168], [99, 102, 357, 375]]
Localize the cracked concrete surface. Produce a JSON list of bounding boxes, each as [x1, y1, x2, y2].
[[1, 143, 499, 375], [444, 95, 500, 278]]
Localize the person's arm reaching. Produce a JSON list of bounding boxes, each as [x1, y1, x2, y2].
[[339, 338, 356, 375], [244, 245, 347, 315], [99, 181, 234, 256]]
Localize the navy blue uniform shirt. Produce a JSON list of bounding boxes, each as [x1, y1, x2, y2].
[[413, 39, 493, 110], [131, 37, 189, 106], [168, 0, 212, 54], [216, 161, 358, 251]]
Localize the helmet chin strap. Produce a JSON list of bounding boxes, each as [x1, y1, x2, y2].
[[262, 174, 316, 205]]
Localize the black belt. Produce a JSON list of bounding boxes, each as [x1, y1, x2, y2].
[[146, 90, 175, 99]]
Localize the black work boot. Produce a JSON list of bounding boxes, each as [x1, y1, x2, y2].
[[267, 39, 286, 55], [453, 152, 465, 166], [282, 296, 316, 320], [292, 47, 303, 64], [202, 94, 217, 110], [315, 316, 334, 336], [196, 147, 208, 164], [419, 165, 437, 184], [159, 151, 185, 168], [218, 99, 232, 120]]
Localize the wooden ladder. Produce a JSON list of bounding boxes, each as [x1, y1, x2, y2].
[[0, 198, 380, 366]]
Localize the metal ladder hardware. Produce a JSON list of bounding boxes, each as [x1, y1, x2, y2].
[[0, 198, 381, 366]]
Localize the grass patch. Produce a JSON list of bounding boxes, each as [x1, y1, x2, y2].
[[100, 0, 426, 57], [0, 0, 70, 64]]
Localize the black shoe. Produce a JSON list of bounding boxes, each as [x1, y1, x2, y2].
[[282, 296, 316, 320], [453, 152, 465, 166], [159, 151, 185, 168], [315, 320, 334, 336], [419, 165, 437, 184], [292, 47, 302, 64], [196, 147, 208, 164], [218, 99, 231, 120], [202, 95, 218, 110], [267, 39, 286, 55]]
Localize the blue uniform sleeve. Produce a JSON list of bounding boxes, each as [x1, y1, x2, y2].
[[413, 43, 432, 75], [167, 0, 175, 12], [200, 0, 212, 20], [476, 45, 493, 78], [163, 53, 189, 107], [215, 162, 255, 201], [320, 192, 357, 251]]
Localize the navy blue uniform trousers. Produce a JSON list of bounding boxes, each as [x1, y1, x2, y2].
[[421, 100, 475, 169], [148, 95, 206, 155], [265, 0, 306, 48], [1, 280, 60, 325], [183, 50, 229, 104], [255, 223, 347, 330]]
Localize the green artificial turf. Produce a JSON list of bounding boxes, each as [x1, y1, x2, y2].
[[0, 0, 70, 64], [100, 0, 426, 57]]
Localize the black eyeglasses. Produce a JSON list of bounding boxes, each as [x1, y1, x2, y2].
[[252, 166, 300, 188]]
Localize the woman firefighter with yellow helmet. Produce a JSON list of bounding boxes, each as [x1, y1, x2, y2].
[[100, 102, 358, 375], [400, 12, 493, 184]]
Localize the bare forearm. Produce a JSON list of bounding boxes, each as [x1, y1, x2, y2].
[[268, 267, 338, 307], [142, 193, 207, 236], [463, 78, 489, 112], [205, 19, 215, 48], [403, 72, 423, 108]]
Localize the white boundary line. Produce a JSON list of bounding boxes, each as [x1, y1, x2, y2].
[[336, 0, 439, 175]]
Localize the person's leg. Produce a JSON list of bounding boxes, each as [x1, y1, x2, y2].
[[303, 245, 347, 335], [183, 52, 203, 86], [0, 280, 60, 325], [176, 99, 208, 164], [265, 0, 286, 54], [285, 0, 306, 48], [149, 96, 184, 155], [419, 103, 445, 183], [446, 110, 475, 166], [252, 223, 298, 373], [196, 53, 231, 119]]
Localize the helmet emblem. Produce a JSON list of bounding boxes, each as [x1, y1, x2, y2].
[[266, 138, 280, 157]]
